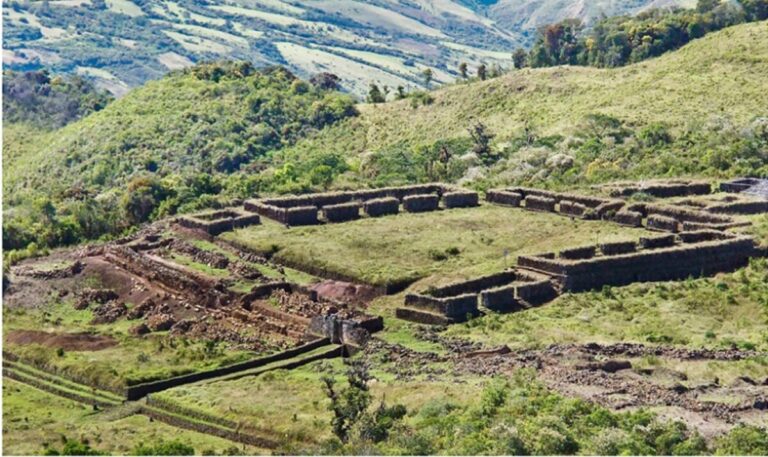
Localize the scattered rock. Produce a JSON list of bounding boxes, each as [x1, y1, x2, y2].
[[90, 301, 127, 324], [74, 288, 118, 310], [129, 323, 150, 336], [127, 298, 156, 320], [577, 359, 633, 373], [146, 313, 176, 332]]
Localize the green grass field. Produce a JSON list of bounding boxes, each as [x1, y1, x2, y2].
[[2, 378, 260, 455], [3, 299, 258, 390], [152, 357, 486, 451], [223, 204, 652, 288]]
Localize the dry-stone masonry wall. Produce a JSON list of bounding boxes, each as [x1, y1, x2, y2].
[[518, 233, 756, 292]]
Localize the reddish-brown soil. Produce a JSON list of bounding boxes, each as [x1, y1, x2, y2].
[[309, 280, 378, 305], [5, 330, 117, 351]]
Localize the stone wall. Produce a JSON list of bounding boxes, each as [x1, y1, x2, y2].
[[518, 235, 755, 292], [607, 180, 712, 198], [525, 195, 556, 212], [647, 214, 679, 232], [403, 194, 440, 213], [614, 210, 643, 227], [720, 178, 762, 193], [178, 208, 260, 235], [323, 202, 360, 223], [124, 338, 331, 400], [443, 191, 479, 208], [639, 234, 677, 249], [403, 293, 479, 318], [398, 269, 555, 323], [558, 200, 588, 217], [245, 184, 462, 225], [486, 190, 522, 206], [559, 245, 596, 260], [647, 205, 731, 224], [284, 206, 319, 226], [364, 197, 400, 217], [428, 271, 519, 298], [707, 201, 768, 215], [600, 241, 637, 256]]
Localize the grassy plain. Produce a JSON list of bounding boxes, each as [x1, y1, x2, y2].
[[224, 204, 652, 287]]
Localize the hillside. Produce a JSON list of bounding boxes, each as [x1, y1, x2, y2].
[[280, 20, 768, 187], [1, 0, 687, 96], [4, 21, 768, 254]]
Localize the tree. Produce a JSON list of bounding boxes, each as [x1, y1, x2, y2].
[[468, 122, 496, 165], [366, 83, 385, 104], [395, 86, 406, 100], [458, 62, 468, 79], [697, 0, 720, 13], [323, 361, 373, 443], [421, 68, 433, 88], [477, 64, 487, 81], [513, 48, 528, 69], [309, 72, 341, 91], [121, 176, 169, 225], [322, 361, 406, 445]]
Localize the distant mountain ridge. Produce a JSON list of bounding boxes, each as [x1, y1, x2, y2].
[[2, 0, 689, 96]]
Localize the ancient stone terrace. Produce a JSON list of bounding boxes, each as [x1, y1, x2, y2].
[[487, 186, 624, 219], [177, 207, 260, 235], [518, 230, 757, 293], [396, 269, 556, 325], [244, 184, 479, 226], [600, 179, 712, 198], [721, 177, 768, 198], [486, 185, 755, 233]]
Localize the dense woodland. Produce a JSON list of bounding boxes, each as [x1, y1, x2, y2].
[[520, 0, 768, 69], [2, 70, 113, 128]]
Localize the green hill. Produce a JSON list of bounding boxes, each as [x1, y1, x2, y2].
[[2, 62, 357, 251], [4, 21, 768, 254], [280, 20, 768, 188]]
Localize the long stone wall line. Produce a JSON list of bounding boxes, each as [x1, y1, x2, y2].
[[518, 235, 756, 292], [140, 406, 279, 449], [124, 338, 331, 400]]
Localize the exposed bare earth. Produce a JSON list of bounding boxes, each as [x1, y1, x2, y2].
[[5, 330, 117, 351]]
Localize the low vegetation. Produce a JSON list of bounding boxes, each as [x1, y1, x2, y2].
[[2, 379, 254, 455]]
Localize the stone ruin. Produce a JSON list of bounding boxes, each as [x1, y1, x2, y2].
[[244, 184, 480, 226], [720, 177, 768, 198], [487, 186, 624, 220], [177, 208, 260, 235], [601, 179, 712, 198], [396, 269, 556, 325], [517, 231, 757, 293], [485, 185, 753, 234]]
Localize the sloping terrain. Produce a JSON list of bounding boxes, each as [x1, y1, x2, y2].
[[284, 20, 768, 162], [1, 0, 687, 96]]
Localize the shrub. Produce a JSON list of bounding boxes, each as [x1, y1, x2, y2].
[[132, 440, 195, 456]]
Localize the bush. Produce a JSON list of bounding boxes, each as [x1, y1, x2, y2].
[[132, 440, 195, 455], [714, 425, 768, 455]]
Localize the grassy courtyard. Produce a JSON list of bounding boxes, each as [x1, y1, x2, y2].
[[223, 204, 652, 288]]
